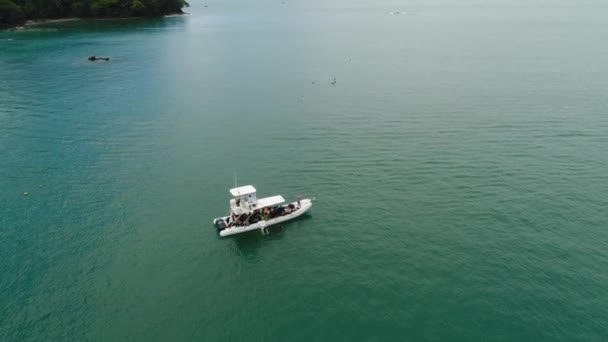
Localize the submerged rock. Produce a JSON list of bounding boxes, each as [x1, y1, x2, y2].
[[88, 55, 110, 61]]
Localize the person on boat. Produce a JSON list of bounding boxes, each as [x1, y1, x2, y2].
[[297, 193, 302, 206], [254, 211, 262, 223], [263, 208, 270, 221]]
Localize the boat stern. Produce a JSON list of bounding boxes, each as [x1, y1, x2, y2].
[[213, 216, 229, 232]]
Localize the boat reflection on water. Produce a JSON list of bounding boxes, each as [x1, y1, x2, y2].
[[230, 214, 314, 258]]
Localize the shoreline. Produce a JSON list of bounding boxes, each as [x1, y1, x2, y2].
[[25, 18, 82, 26], [2, 12, 188, 32]]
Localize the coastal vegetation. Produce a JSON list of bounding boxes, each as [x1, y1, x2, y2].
[[0, 0, 189, 27]]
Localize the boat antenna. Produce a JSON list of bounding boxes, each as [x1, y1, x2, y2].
[[234, 169, 238, 188]]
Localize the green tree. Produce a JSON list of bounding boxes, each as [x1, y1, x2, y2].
[[70, 1, 88, 17], [130, 0, 145, 15], [3, 0, 188, 25], [91, 0, 118, 16], [19, 1, 40, 18], [0, 0, 24, 25]]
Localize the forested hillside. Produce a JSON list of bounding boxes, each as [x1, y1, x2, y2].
[[0, 0, 189, 26]]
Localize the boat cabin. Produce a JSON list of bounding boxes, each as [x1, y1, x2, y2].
[[229, 185, 285, 215]]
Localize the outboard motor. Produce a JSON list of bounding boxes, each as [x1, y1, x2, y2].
[[215, 219, 227, 232]]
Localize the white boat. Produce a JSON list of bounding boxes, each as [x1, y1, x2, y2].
[[213, 185, 313, 237]]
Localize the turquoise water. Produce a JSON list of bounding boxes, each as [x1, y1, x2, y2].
[[2, 0, 608, 340]]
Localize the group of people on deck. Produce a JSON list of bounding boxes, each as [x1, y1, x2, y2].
[[228, 194, 302, 228], [262, 203, 298, 220]]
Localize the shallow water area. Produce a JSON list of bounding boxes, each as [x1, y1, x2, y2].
[[1, 0, 608, 341]]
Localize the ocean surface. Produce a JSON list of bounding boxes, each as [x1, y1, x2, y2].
[[2, 0, 608, 340]]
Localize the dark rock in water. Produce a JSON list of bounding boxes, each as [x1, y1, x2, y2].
[[88, 55, 110, 62]]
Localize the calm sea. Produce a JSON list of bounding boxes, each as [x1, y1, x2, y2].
[[1, 0, 608, 340]]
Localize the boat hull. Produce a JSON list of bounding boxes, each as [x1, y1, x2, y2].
[[216, 199, 312, 237]]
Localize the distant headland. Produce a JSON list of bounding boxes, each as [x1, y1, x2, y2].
[[0, 0, 189, 29]]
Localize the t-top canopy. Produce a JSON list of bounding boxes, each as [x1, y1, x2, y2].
[[255, 195, 285, 209], [230, 185, 256, 197]]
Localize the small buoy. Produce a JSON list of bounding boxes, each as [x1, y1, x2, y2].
[[23, 192, 29, 197]]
